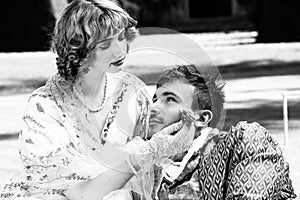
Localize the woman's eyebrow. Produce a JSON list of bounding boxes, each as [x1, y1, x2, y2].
[[119, 28, 125, 33], [98, 29, 126, 43], [98, 31, 125, 43], [98, 38, 113, 43]]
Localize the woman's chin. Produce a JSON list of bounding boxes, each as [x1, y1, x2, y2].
[[107, 64, 123, 73]]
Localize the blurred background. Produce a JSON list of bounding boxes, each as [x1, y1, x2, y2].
[[1, 0, 300, 52], [0, 0, 299, 198]]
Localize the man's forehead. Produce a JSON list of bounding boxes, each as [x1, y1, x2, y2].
[[155, 80, 195, 97]]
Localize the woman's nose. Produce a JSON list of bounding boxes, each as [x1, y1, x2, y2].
[[113, 40, 127, 57]]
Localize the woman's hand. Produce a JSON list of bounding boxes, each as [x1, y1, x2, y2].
[[152, 109, 197, 156], [128, 109, 198, 173]]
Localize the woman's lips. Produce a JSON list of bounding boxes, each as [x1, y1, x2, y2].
[[111, 57, 125, 66]]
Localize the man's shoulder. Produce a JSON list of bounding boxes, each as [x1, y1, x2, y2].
[[224, 121, 282, 158], [228, 121, 270, 140], [229, 121, 269, 139]]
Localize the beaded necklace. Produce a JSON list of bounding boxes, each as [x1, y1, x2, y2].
[[73, 76, 108, 113]]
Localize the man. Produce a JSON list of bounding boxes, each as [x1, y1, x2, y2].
[[144, 65, 296, 199]]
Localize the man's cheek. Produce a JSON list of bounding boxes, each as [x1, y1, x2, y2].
[[168, 112, 182, 125]]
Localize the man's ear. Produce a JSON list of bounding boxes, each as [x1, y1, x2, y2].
[[194, 110, 213, 127]]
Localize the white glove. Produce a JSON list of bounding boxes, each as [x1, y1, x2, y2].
[[127, 109, 197, 173]]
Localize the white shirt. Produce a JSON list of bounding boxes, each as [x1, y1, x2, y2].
[[163, 127, 213, 182]]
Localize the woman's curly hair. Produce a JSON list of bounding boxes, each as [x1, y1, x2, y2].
[[52, 0, 138, 81]]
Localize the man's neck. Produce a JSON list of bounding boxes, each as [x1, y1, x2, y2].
[[194, 125, 208, 138], [172, 127, 211, 162]]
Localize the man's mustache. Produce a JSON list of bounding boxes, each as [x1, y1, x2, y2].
[[149, 114, 164, 123]]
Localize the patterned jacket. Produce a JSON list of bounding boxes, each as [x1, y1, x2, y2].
[[157, 121, 296, 200]]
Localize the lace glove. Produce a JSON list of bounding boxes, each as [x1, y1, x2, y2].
[[127, 109, 198, 173]]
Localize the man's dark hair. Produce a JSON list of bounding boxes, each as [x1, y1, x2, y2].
[[156, 64, 225, 128]]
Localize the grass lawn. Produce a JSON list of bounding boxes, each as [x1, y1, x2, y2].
[[0, 32, 299, 197]]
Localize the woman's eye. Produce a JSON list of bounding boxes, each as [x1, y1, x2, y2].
[[118, 31, 126, 41], [99, 42, 111, 50]]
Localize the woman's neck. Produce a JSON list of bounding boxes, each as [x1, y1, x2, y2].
[[77, 68, 107, 99]]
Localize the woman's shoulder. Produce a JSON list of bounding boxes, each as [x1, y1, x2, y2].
[[24, 74, 73, 120], [25, 88, 59, 117], [27, 74, 68, 106], [28, 84, 52, 103]]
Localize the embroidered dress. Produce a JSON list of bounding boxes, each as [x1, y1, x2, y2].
[[0, 72, 151, 200], [157, 122, 296, 200]]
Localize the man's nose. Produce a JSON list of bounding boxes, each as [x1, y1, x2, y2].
[[150, 103, 161, 115]]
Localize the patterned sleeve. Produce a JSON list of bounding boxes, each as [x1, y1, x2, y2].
[[133, 86, 151, 139], [18, 94, 100, 197], [121, 72, 152, 140], [226, 121, 297, 199]]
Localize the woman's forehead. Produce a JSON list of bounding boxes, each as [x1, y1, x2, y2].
[[100, 27, 125, 41]]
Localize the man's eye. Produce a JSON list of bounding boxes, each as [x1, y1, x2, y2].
[[152, 97, 157, 103], [99, 42, 111, 50], [167, 97, 177, 103]]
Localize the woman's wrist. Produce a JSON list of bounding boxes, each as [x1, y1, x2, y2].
[[126, 156, 139, 174]]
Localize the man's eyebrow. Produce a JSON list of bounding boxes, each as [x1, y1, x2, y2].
[[162, 91, 179, 99]]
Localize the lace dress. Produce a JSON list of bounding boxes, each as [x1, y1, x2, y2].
[[0, 71, 151, 200]]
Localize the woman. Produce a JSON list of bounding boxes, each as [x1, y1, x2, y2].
[[0, 0, 195, 199]]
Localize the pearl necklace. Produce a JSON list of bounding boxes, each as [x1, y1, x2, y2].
[[73, 76, 108, 113]]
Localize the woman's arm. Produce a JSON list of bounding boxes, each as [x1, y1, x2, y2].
[[64, 118, 194, 200], [64, 161, 134, 200]]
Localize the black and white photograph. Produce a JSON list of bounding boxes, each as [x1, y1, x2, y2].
[[0, 0, 299, 199]]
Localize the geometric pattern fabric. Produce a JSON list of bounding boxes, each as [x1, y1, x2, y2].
[[157, 121, 296, 200]]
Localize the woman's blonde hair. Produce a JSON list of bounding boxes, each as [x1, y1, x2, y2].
[[52, 0, 138, 80]]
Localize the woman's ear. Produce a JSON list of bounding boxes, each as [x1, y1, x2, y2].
[[194, 110, 213, 127]]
